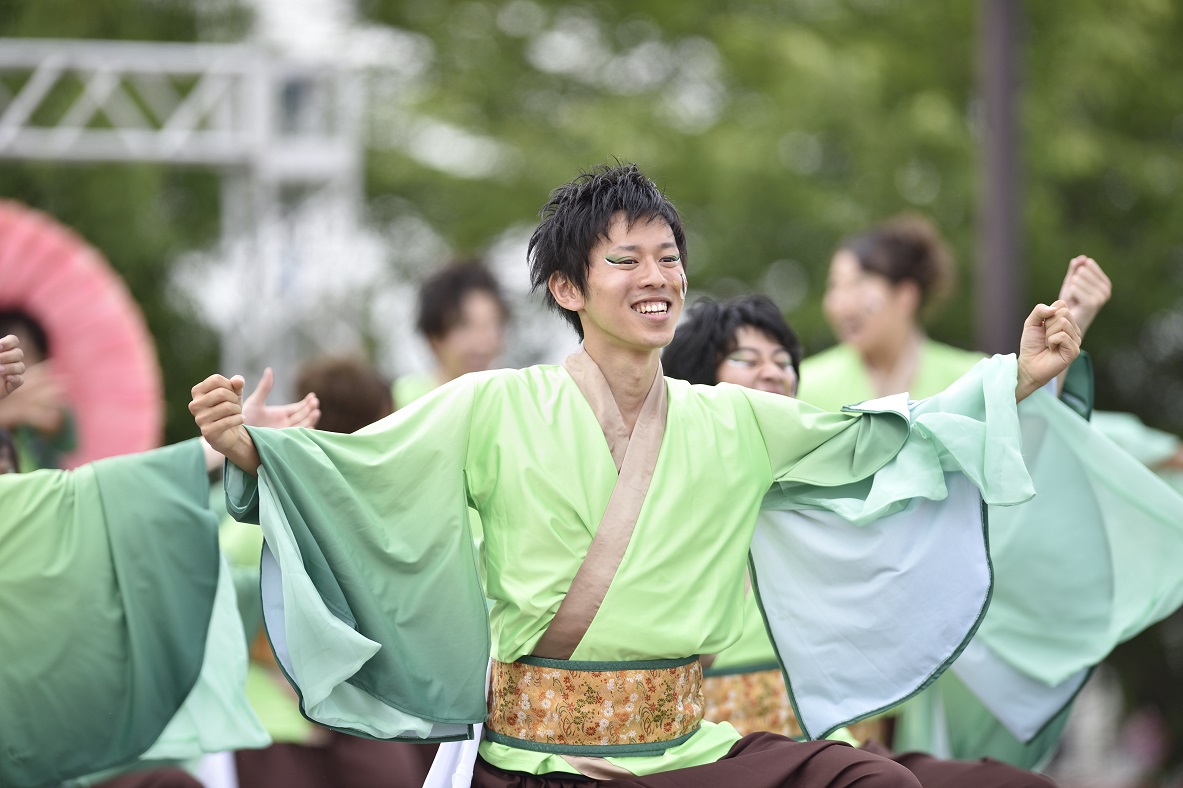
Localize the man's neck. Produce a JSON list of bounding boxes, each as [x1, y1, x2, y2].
[[582, 339, 660, 436]]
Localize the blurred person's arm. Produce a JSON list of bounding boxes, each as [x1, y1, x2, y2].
[[0, 362, 67, 433], [192, 369, 320, 475]]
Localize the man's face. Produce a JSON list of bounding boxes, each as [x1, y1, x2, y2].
[[429, 290, 506, 378], [715, 325, 798, 397], [570, 214, 685, 357]]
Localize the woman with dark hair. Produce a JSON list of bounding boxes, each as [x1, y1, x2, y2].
[[800, 215, 1109, 409], [666, 287, 1183, 781]]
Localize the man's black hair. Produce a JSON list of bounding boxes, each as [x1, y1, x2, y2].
[[662, 295, 802, 386], [528, 163, 687, 338], [416, 261, 508, 341]]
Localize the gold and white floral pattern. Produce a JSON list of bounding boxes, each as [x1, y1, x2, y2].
[[702, 668, 888, 744], [487, 658, 704, 749]]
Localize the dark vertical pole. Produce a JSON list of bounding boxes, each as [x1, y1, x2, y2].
[[977, 0, 1023, 354]]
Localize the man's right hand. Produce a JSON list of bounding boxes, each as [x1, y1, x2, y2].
[[190, 374, 261, 475]]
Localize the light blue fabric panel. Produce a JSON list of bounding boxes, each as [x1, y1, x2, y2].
[[949, 638, 1087, 742], [750, 472, 989, 739]]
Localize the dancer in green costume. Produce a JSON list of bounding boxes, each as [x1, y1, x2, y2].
[[193, 164, 1080, 787]]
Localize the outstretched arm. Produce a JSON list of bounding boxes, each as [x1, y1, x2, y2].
[[1054, 255, 1111, 394], [190, 374, 261, 476], [1058, 255, 1111, 338], [0, 335, 25, 399], [1015, 300, 1081, 403], [241, 367, 321, 430]]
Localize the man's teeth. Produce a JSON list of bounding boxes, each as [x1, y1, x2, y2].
[[634, 302, 668, 314]]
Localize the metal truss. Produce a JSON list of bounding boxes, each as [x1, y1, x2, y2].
[[0, 38, 357, 178], [0, 38, 367, 389]]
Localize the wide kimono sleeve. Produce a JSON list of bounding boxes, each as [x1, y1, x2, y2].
[[741, 354, 1034, 740], [223, 375, 491, 742], [933, 388, 1183, 752], [0, 439, 266, 788]]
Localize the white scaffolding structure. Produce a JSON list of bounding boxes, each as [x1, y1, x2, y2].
[[0, 37, 365, 379]]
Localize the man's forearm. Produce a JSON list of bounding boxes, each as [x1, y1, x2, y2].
[[224, 431, 261, 477]]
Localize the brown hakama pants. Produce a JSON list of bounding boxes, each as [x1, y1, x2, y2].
[[233, 731, 437, 788], [472, 733, 1056, 788]]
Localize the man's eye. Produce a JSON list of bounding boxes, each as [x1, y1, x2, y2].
[[605, 257, 637, 266]]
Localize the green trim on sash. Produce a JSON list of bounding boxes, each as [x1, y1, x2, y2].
[[701, 661, 782, 678], [516, 654, 699, 671], [484, 726, 701, 757]]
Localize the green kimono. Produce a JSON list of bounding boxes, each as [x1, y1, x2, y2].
[[225, 353, 1036, 778], [0, 440, 268, 788]]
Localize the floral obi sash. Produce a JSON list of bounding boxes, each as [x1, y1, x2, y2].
[[484, 655, 705, 756]]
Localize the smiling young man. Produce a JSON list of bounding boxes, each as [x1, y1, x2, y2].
[[192, 163, 1079, 787]]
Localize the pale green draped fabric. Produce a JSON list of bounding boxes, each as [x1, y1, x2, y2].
[[0, 440, 266, 788]]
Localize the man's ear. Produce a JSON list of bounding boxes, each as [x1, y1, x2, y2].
[[549, 272, 585, 312]]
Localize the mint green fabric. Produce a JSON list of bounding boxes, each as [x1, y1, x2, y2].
[[1091, 410, 1180, 467], [136, 551, 269, 760], [0, 440, 221, 787], [226, 376, 491, 739], [705, 588, 778, 673], [227, 358, 1032, 776], [393, 372, 439, 408], [977, 390, 1183, 682], [800, 338, 1183, 764]]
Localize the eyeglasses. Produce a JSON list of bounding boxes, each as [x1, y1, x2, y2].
[[725, 349, 794, 371]]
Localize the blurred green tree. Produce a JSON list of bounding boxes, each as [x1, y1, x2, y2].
[[360, 0, 1183, 434]]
